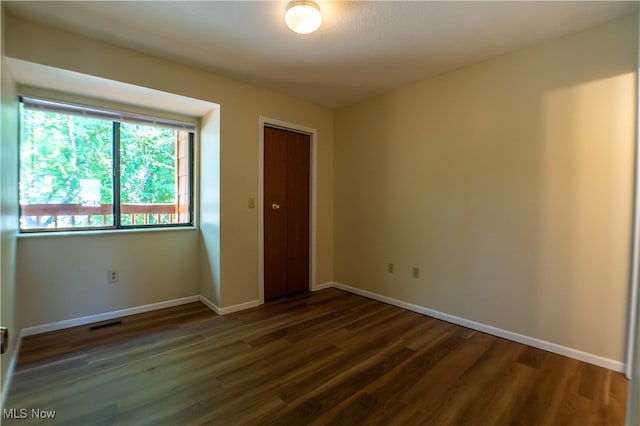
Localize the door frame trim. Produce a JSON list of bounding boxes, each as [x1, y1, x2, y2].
[[258, 117, 317, 304]]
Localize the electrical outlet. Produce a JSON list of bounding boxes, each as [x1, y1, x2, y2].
[[108, 270, 120, 283], [412, 267, 420, 279], [387, 263, 394, 274]]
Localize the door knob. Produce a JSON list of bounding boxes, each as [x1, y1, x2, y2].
[[271, 203, 280, 210]]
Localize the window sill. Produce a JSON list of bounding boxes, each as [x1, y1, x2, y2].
[[17, 226, 198, 239]]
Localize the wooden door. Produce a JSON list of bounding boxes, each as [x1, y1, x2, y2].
[[264, 126, 310, 300]]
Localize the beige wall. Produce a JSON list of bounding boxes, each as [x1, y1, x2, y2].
[[334, 15, 637, 363], [626, 12, 640, 426], [3, 4, 636, 380], [16, 231, 199, 328], [199, 108, 221, 306], [5, 14, 334, 326], [0, 7, 19, 404]]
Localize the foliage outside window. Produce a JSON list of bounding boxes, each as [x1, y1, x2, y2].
[[19, 97, 194, 232]]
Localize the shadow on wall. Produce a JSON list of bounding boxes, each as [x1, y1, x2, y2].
[[333, 15, 637, 363], [198, 107, 221, 307]]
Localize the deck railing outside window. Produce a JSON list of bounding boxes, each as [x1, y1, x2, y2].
[[19, 97, 194, 232], [20, 203, 180, 230]]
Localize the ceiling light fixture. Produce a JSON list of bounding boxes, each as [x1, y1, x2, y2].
[[285, 0, 322, 35]]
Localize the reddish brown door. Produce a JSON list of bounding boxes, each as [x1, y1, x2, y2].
[[264, 126, 310, 300]]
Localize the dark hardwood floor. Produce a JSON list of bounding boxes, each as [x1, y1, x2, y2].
[[4, 288, 628, 425]]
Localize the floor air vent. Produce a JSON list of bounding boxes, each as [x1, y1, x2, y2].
[[89, 320, 123, 331]]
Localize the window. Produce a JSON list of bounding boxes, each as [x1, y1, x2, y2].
[[19, 97, 194, 232]]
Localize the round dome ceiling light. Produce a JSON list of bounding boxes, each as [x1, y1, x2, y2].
[[285, 0, 322, 35]]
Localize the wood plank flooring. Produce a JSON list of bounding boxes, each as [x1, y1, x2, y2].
[[4, 288, 628, 425]]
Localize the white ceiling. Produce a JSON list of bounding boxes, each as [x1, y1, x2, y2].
[[4, 1, 638, 108]]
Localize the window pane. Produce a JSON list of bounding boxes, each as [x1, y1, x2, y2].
[[19, 107, 114, 230], [119, 124, 190, 226]]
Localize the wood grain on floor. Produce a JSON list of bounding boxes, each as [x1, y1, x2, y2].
[[4, 288, 628, 425]]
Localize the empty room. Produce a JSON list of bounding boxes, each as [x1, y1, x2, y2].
[[1, 1, 640, 425]]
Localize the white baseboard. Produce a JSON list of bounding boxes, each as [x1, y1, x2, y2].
[[330, 282, 625, 373], [20, 295, 200, 337], [19, 294, 264, 339], [198, 295, 219, 314], [10, 283, 625, 376], [1, 335, 22, 411], [198, 295, 262, 315], [218, 299, 262, 315], [312, 281, 334, 291]]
